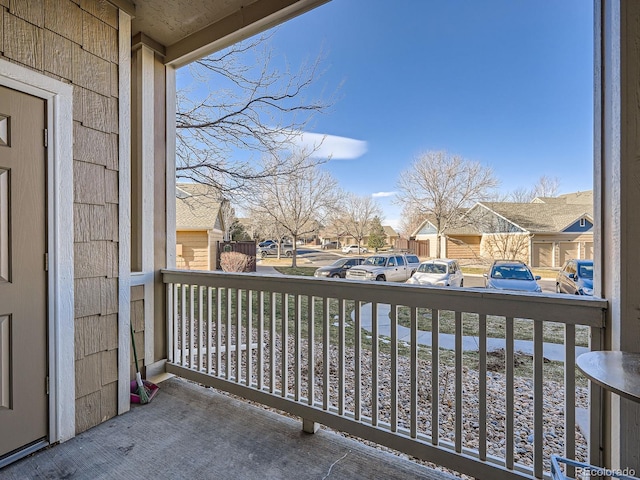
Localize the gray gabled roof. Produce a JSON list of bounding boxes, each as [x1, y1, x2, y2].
[[176, 183, 223, 230], [475, 201, 593, 233], [533, 190, 593, 205], [412, 191, 594, 236]]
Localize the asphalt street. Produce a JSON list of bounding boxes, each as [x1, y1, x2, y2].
[[290, 248, 558, 293]]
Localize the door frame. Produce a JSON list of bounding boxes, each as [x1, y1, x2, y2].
[[0, 60, 75, 445]]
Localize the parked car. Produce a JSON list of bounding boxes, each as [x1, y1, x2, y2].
[[556, 259, 593, 295], [345, 253, 420, 282], [484, 260, 542, 293], [313, 257, 366, 278], [258, 239, 276, 248], [406, 259, 464, 287], [342, 244, 368, 254], [321, 241, 340, 250], [257, 243, 294, 258]]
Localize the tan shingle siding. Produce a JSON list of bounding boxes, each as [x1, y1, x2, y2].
[[11, 0, 44, 27], [43, 30, 73, 79], [81, 10, 117, 63], [3, 13, 43, 69], [44, 0, 83, 43]]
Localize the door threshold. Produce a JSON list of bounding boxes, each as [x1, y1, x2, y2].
[[0, 439, 49, 469]]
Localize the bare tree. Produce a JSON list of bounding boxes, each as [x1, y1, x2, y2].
[[176, 34, 334, 195], [335, 193, 382, 249], [508, 175, 561, 202], [397, 203, 425, 239], [396, 151, 499, 257], [219, 201, 236, 241], [250, 152, 339, 266], [481, 233, 532, 262]]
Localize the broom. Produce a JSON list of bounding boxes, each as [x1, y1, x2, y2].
[[130, 322, 150, 404]]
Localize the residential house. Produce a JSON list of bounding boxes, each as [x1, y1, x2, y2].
[[175, 183, 226, 271], [320, 225, 399, 249], [0, 1, 638, 479], [412, 191, 593, 267]]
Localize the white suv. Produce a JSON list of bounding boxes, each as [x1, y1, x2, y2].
[[406, 259, 464, 287], [342, 244, 368, 254]]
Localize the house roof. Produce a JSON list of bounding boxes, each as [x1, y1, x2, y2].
[[476, 202, 593, 233], [383, 225, 398, 237], [176, 183, 224, 230], [411, 191, 594, 237], [532, 190, 593, 205]]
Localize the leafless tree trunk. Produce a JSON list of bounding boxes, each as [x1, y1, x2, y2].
[[396, 151, 499, 257]]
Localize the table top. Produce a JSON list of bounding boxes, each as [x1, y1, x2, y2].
[[577, 351, 640, 403]]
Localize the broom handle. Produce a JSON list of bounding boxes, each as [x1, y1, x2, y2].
[[130, 322, 142, 375]]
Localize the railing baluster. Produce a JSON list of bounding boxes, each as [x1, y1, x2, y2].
[[181, 284, 186, 366], [455, 310, 462, 453], [534, 319, 544, 479], [215, 287, 222, 377], [323, 297, 330, 411], [246, 289, 252, 387], [506, 316, 515, 469], [372, 302, 379, 427], [479, 313, 487, 461], [589, 326, 604, 469], [258, 291, 264, 390], [308, 296, 315, 407], [432, 309, 439, 445], [282, 293, 289, 398], [236, 288, 242, 383], [391, 303, 397, 432], [270, 292, 276, 394], [167, 283, 174, 364], [410, 306, 418, 439], [206, 287, 212, 374], [294, 294, 301, 401], [565, 322, 576, 479], [226, 287, 232, 379], [189, 285, 195, 368], [198, 286, 203, 372], [354, 300, 362, 421], [338, 298, 345, 416]]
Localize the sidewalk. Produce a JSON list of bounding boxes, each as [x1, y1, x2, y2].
[[251, 267, 582, 362], [357, 303, 587, 362]]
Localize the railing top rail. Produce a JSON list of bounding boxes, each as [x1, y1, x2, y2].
[[161, 269, 607, 327]]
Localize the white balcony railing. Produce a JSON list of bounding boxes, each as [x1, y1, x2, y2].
[[162, 269, 607, 480]]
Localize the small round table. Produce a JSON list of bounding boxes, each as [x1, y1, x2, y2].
[[577, 351, 640, 403]]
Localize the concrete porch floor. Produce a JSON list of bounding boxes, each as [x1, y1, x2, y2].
[[3, 376, 458, 479]]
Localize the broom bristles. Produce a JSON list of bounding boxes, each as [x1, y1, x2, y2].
[[136, 372, 150, 404]]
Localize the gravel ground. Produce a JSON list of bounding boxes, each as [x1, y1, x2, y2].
[[189, 329, 587, 479]]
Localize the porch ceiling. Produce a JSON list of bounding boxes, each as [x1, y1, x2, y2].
[[120, 0, 330, 66]]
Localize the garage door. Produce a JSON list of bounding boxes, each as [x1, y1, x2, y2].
[[532, 243, 553, 267], [559, 242, 579, 265]]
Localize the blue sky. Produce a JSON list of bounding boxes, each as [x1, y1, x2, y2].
[[178, 1, 594, 229], [266, 0, 594, 228]]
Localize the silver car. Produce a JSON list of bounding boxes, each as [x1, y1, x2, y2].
[[406, 259, 464, 287], [484, 260, 541, 293]]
